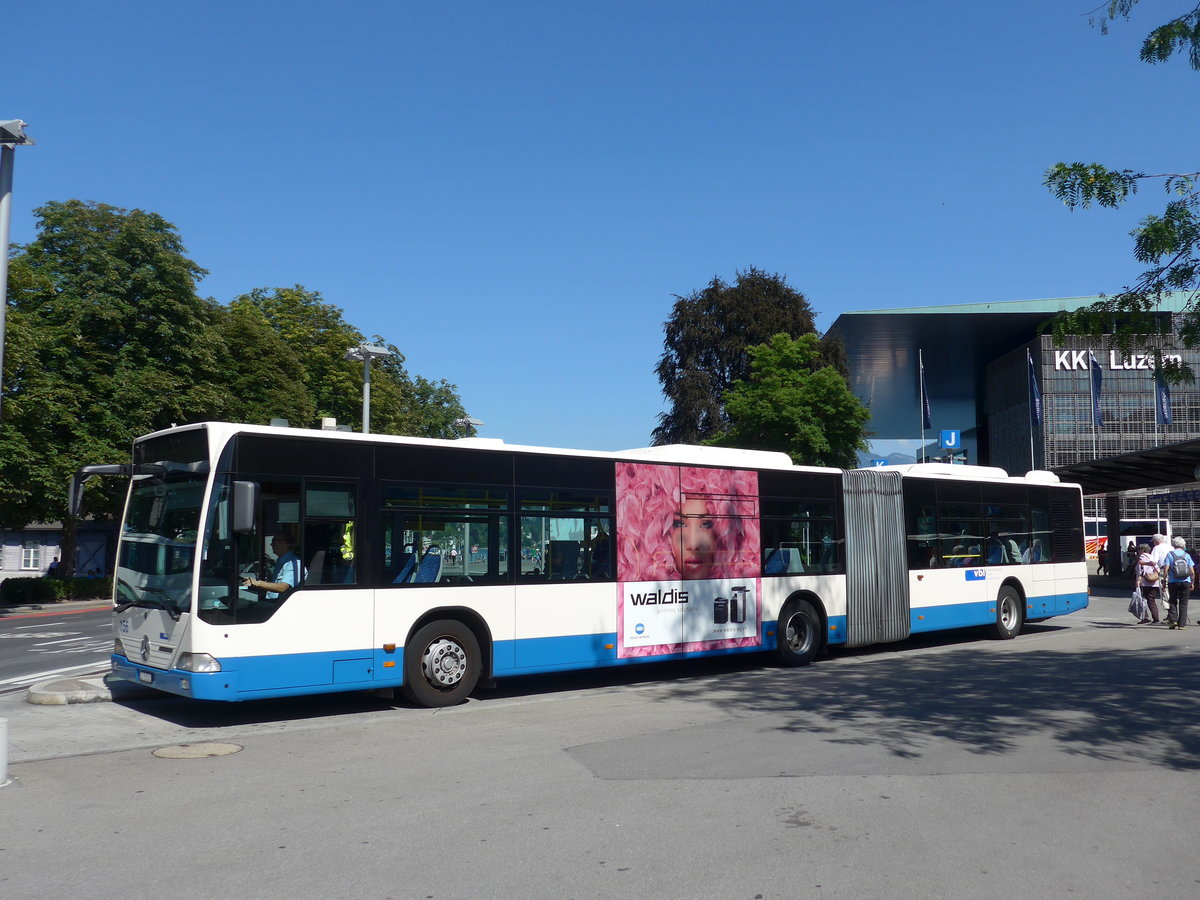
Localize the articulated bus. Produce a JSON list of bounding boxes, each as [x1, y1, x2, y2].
[[75, 422, 1088, 707]]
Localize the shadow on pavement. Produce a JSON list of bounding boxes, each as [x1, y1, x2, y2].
[[657, 639, 1200, 770], [106, 594, 1200, 771]]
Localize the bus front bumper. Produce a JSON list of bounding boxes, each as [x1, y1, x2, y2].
[[110, 654, 236, 700]]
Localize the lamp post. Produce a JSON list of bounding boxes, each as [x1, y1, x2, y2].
[[344, 342, 391, 434], [0, 119, 34, 423], [453, 416, 484, 437]]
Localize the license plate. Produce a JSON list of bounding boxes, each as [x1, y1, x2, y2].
[[138, 671, 153, 684]]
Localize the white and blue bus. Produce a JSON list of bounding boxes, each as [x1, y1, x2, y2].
[[75, 422, 1088, 707], [1083, 516, 1171, 567]]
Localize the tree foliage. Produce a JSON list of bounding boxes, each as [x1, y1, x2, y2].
[[654, 267, 844, 445], [230, 286, 469, 438], [1095, 2, 1200, 67], [1044, 3, 1200, 381], [0, 200, 469, 540], [705, 333, 869, 468]]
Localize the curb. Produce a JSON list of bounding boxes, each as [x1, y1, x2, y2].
[[1, 600, 111, 617], [25, 673, 160, 706], [26, 676, 112, 706]]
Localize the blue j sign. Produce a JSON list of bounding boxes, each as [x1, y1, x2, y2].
[[940, 430, 961, 450]]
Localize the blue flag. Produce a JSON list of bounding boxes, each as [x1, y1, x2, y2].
[[1027, 349, 1042, 427], [1089, 351, 1104, 427], [1156, 373, 1172, 425], [920, 353, 932, 430]]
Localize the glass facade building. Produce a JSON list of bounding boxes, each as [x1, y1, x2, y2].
[[829, 295, 1200, 546]]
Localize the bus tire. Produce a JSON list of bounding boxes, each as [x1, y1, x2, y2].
[[401, 620, 481, 707], [776, 598, 821, 667], [993, 586, 1023, 640]]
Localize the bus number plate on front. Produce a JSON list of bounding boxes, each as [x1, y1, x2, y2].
[[139, 671, 153, 684]]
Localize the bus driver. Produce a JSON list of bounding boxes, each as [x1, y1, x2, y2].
[[243, 533, 305, 599]]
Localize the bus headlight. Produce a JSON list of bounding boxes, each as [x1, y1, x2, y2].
[[176, 652, 222, 673]]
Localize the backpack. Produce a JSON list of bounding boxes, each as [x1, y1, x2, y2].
[[1171, 550, 1191, 579]]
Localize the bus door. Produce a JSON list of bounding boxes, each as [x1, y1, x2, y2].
[[842, 469, 910, 647], [199, 477, 374, 692]]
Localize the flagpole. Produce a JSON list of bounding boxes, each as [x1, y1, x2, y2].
[[1088, 351, 1098, 458], [1154, 375, 1160, 447], [918, 349, 926, 462], [1027, 349, 1036, 471]]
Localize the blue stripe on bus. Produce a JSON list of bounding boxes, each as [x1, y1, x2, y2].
[[111, 590, 1089, 699], [905, 590, 1088, 634]]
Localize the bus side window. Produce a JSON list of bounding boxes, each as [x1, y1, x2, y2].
[[901, 480, 937, 570], [304, 482, 358, 585]]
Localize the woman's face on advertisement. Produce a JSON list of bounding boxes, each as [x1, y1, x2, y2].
[[673, 497, 715, 579]]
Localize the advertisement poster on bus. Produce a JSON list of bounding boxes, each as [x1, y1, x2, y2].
[[615, 462, 761, 658]]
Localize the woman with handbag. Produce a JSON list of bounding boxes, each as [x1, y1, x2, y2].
[[1136, 543, 1162, 624]]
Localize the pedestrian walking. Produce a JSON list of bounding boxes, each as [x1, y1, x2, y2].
[[1150, 533, 1170, 576], [1097, 545, 1107, 575], [1135, 544, 1162, 624], [1163, 536, 1194, 631]]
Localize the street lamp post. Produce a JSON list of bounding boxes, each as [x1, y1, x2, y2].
[[0, 119, 35, 423], [344, 342, 391, 434], [453, 416, 484, 437]]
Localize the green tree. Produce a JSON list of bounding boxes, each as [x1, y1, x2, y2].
[[1044, 3, 1200, 380], [230, 286, 367, 426], [653, 267, 844, 445], [231, 286, 469, 436], [210, 301, 317, 426], [0, 200, 232, 569], [705, 333, 869, 468], [1, 201, 473, 563]]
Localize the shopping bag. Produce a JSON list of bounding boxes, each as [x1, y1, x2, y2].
[[1128, 589, 1148, 621]]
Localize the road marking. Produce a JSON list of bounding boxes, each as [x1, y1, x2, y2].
[[0, 661, 110, 687]]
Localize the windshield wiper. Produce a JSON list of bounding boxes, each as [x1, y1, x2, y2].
[[113, 586, 184, 621]]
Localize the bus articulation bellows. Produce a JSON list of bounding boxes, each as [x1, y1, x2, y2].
[[77, 422, 1088, 708]]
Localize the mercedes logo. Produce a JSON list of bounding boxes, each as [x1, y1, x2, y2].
[[140, 634, 150, 662]]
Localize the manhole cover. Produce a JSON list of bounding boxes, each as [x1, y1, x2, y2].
[[152, 742, 243, 759]]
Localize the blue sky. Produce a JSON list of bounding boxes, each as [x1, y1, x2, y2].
[[6, 1, 1197, 451]]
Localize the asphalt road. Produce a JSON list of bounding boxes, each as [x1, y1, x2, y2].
[[0, 606, 110, 693], [2, 583, 1197, 899]]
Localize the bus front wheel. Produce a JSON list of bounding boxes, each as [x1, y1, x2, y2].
[[777, 598, 821, 667], [402, 620, 481, 707], [993, 586, 1023, 640]]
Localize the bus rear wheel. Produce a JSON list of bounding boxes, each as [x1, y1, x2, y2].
[[401, 620, 481, 707], [777, 598, 821, 666], [993, 586, 1023, 640]]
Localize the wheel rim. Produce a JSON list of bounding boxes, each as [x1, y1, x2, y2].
[[421, 637, 469, 689], [999, 594, 1018, 630], [785, 612, 812, 654]]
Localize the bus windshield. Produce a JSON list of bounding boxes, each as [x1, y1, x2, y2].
[[115, 430, 210, 619]]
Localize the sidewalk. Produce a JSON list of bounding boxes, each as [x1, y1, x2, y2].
[[0, 597, 111, 617]]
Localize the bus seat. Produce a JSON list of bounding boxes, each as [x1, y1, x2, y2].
[[764, 548, 789, 575], [392, 552, 417, 584], [414, 546, 443, 584], [307, 551, 326, 585]]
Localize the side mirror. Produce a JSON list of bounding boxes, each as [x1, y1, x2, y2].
[[232, 480, 259, 533], [69, 465, 129, 517]]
